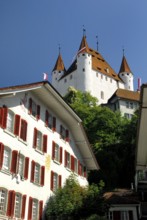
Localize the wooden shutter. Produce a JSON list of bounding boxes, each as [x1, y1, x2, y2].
[[43, 135, 47, 153], [40, 166, 45, 186], [28, 197, 33, 220], [71, 155, 75, 171], [59, 175, 62, 188], [7, 190, 15, 217], [14, 114, 20, 136], [50, 171, 54, 191], [24, 157, 29, 179], [52, 117, 56, 131], [20, 119, 27, 141], [33, 128, 37, 148], [10, 150, 18, 174], [52, 141, 55, 160], [60, 147, 62, 164], [0, 107, 8, 129], [66, 129, 69, 142], [31, 160, 35, 182], [29, 98, 32, 114], [37, 105, 40, 120], [39, 200, 43, 220], [21, 195, 26, 219], [45, 110, 49, 126], [0, 142, 4, 169], [84, 166, 87, 178], [64, 150, 67, 167]]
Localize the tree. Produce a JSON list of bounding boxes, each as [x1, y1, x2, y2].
[[45, 175, 106, 220], [64, 88, 138, 189]]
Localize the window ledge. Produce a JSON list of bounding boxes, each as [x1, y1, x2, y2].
[[18, 137, 28, 145], [53, 160, 60, 165], [4, 129, 15, 138], [35, 148, 44, 155], [0, 169, 11, 176]]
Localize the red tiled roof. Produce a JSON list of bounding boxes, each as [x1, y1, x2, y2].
[[61, 36, 122, 82], [119, 55, 132, 73]]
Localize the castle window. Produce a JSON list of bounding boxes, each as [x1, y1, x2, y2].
[[101, 91, 104, 100], [101, 74, 103, 79], [96, 72, 98, 77], [70, 75, 72, 80], [83, 68, 85, 72], [82, 54, 85, 56], [110, 79, 112, 83], [105, 76, 108, 81], [64, 78, 67, 83]]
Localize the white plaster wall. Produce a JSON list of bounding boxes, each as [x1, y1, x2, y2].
[[0, 90, 88, 219], [119, 72, 134, 91]]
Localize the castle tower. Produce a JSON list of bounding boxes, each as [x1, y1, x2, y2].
[[118, 55, 134, 91], [52, 52, 66, 88]]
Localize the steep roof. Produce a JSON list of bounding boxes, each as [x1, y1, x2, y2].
[[0, 81, 99, 171], [119, 55, 132, 73], [60, 36, 122, 82], [108, 88, 140, 102], [52, 53, 66, 72]]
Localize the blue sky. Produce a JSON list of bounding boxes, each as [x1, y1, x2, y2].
[[0, 0, 147, 90]]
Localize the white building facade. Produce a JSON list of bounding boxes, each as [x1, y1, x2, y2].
[[52, 36, 135, 105], [0, 81, 99, 220]]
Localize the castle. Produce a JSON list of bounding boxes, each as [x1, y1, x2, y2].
[[51, 35, 140, 117]]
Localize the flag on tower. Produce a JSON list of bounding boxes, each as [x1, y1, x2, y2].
[[43, 73, 48, 81]]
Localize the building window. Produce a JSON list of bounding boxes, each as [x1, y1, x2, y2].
[[121, 211, 129, 220], [52, 141, 62, 163], [0, 188, 7, 215], [74, 158, 78, 173], [2, 146, 11, 172], [64, 79, 67, 83], [31, 161, 45, 186], [126, 102, 134, 109], [101, 91, 104, 100], [83, 68, 85, 72], [45, 110, 56, 131], [18, 155, 29, 179], [32, 199, 38, 220], [124, 113, 133, 120], [28, 98, 40, 120], [28, 198, 43, 220], [20, 119, 27, 141], [14, 193, 22, 218], [60, 125, 69, 142], [65, 151, 71, 169], [33, 128, 47, 153], [50, 171, 61, 191], [6, 110, 15, 133]]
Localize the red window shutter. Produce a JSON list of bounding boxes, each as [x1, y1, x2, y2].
[[24, 157, 29, 179], [37, 105, 40, 120], [64, 150, 67, 167], [0, 142, 4, 169], [39, 200, 43, 220], [7, 190, 15, 217], [21, 194, 26, 219], [71, 155, 75, 171], [50, 171, 54, 191], [14, 114, 20, 136], [43, 135, 47, 153], [31, 160, 35, 182], [59, 175, 62, 188], [60, 147, 62, 164], [0, 107, 3, 127], [52, 117, 56, 131], [28, 197, 33, 220], [40, 166, 45, 186], [60, 125, 62, 137], [84, 166, 87, 178], [66, 129, 69, 142], [45, 110, 49, 126], [20, 119, 28, 141], [29, 98, 32, 114], [78, 160, 81, 175], [52, 141, 55, 160], [1, 107, 8, 129], [33, 128, 37, 148], [10, 150, 18, 174]]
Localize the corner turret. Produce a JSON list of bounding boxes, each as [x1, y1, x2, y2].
[[118, 55, 134, 91]]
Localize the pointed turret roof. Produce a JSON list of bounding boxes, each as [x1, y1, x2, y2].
[[60, 35, 121, 82], [119, 55, 132, 73], [52, 53, 66, 72]]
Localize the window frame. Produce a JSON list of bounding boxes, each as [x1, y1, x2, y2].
[[0, 188, 8, 216]]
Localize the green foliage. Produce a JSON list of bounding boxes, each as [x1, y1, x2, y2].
[[45, 175, 106, 219], [64, 88, 139, 189]]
